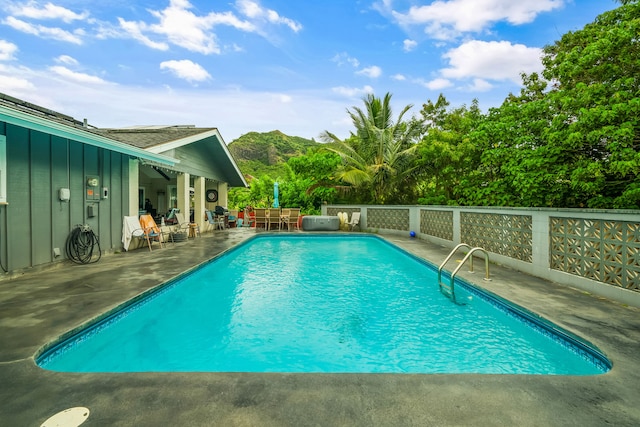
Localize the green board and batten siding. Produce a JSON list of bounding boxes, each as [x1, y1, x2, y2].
[[2, 122, 130, 272]]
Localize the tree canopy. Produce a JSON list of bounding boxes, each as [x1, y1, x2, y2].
[[230, 0, 639, 210]]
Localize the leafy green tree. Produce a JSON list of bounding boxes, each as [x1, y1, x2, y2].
[[285, 149, 341, 210], [320, 92, 422, 204], [414, 95, 485, 205], [457, 73, 572, 207], [541, 0, 640, 208], [457, 0, 639, 208]]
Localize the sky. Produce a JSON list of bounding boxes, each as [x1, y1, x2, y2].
[[0, 0, 619, 143]]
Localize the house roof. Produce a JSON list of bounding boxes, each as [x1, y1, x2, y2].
[[94, 126, 215, 149], [0, 93, 176, 166], [0, 93, 247, 187], [96, 126, 248, 188]]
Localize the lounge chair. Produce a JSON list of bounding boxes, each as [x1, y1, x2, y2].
[[347, 212, 361, 231], [123, 216, 145, 251], [139, 214, 165, 250], [174, 212, 192, 235]]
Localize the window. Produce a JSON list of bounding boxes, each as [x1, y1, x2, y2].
[[0, 135, 6, 204]]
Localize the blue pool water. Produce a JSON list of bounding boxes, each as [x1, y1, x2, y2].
[[38, 235, 610, 374]]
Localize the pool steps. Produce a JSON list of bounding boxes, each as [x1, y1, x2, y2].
[[438, 243, 491, 304]]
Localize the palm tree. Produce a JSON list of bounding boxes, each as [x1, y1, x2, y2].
[[320, 93, 422, 204]]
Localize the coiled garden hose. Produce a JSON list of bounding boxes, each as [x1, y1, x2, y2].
[[66, 224, 102, 264]]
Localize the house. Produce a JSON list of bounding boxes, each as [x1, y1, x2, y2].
[[0, 92, 246, 275]]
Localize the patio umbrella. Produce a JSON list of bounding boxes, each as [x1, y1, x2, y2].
[[273, 182, 279, 208]]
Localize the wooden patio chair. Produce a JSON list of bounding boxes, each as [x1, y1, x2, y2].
[[284, 208, 300, 231], [268, 208, 281, 230], [253, 208, 268, 230]]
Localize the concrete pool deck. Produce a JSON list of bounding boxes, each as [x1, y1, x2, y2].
[[1, 227, 639, 426]]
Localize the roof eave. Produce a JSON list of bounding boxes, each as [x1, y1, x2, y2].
[[0, 106, 177, 166], [148, 128, 248, 188]]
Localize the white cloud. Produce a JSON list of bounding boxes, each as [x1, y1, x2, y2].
[[466, 78, 493, 91], [391, 73, 406, 81], [236, 0, 302, 32], [390, 0, 563, 40], [422, 78, 453, 90], [0, 40, 18, 61], [276, 94, 292, 103], [403, 39, 417, 52], [0, 73, 35, 90], [160, 59, 211, 82], [147, 1, 223, 54], [117, 18, 169, 51], [3, 16, 83, 44], [48, 65, 108, 84], [113, 0, 299, 54], [116, 0, 255, 55], [356, 65, 382, 79], [7, 2, 89, 23], [441, 40, 543, 83], [54, 55, 78, 65], [332, 52, 360, 68], [331, 85, 374, 97]]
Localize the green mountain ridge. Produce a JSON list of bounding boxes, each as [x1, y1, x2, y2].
[[228, 130, 321, 178]]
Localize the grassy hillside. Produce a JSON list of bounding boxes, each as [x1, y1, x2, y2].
[[228, 130, 320, 179]]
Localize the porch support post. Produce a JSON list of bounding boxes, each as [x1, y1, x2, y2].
[[193, 176, 206, 230], [128, 159, 139, 216], [218, 182, 228, 207], [177, 172, 190, 222]]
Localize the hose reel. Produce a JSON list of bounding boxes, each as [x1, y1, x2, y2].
[[66, 224, 102, 264]]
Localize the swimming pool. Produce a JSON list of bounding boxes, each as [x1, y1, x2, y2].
[[37, 234, 610, 374]]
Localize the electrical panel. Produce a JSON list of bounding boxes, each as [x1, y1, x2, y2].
[[86, 175, 100, 201]]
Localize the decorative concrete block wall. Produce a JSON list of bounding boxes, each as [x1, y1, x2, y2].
[[460, 212, 533, 263], [420, 209, 453, 241], [323, 204, 640, 307], [550, 218, 639, 290]]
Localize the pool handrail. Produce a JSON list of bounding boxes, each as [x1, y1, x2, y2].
[[438, 244, 491, 303]]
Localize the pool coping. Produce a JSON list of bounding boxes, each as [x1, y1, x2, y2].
[[1, 228, 640, 426], [36, 233, 611, 375]]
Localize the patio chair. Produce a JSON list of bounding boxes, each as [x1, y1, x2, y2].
[[253, 208, 267, 230], [164, 208, 179, 225], [228, 210, 238, 228], [139, 214, 165, 250], [338, 212, 348, 230], [347, 212, 361, 231], [283, 208, 300, 231], [268, 208, 281, 230], [280, 208, 291, 229], [206, 210, 225, 230], [244, 210, 256, 227], [123, 216, 145, 251], [174, 212, 192, 235]]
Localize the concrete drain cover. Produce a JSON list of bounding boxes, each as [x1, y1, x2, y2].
[[41, 407, 90, 426]]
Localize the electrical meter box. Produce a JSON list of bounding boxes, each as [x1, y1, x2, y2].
[[86, 175, 100, 201]]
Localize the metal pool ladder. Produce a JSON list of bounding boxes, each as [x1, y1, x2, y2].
[[438, 243, 491, 304]]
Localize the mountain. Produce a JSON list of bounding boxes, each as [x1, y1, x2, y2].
[[228, 130, 321, 178]]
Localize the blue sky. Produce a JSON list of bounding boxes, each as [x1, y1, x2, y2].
[[0, 0, 618, 142]]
